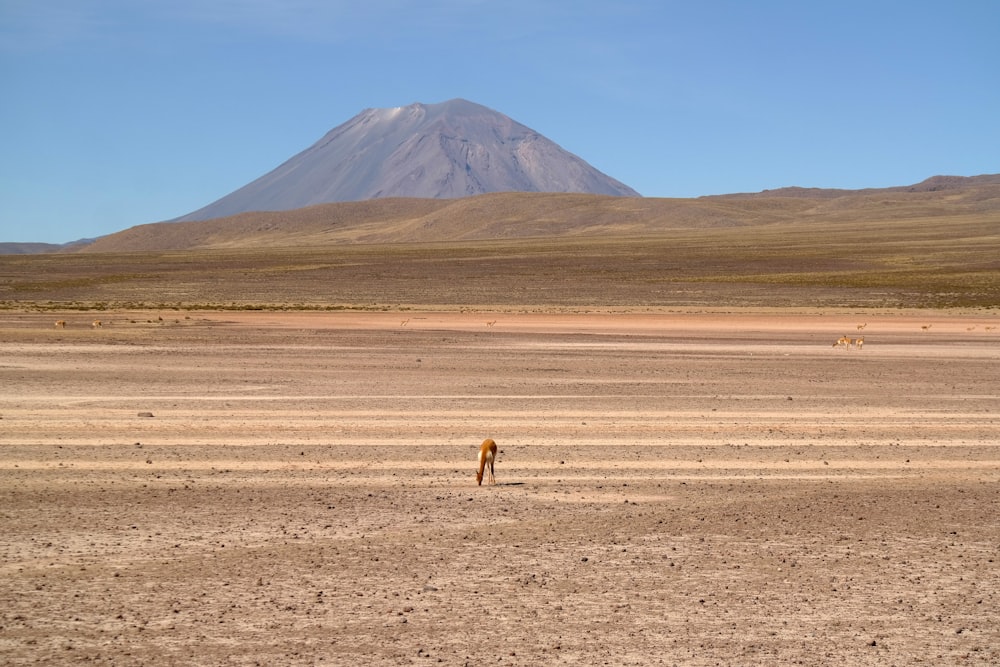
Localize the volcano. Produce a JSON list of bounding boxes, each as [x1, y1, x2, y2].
[[174, 98, 639, 221]]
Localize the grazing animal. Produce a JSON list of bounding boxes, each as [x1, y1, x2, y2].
[[476, 438, 497, 486], [400, 318, 410, 326], [54, 320, 66, 329], [854, 336, 864, 350], [486, 320, 497, 328], [921, 324, 932, 331], [833, 335, 852, 349], [92, 320, 102, 328], [857, 323, 867, 331]]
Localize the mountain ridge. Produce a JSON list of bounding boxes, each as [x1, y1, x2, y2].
[[4, 174, 997, 254], [72, 174, 1000, 253]]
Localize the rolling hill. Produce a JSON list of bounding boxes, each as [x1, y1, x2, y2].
[[78, 174, 1000, 253]]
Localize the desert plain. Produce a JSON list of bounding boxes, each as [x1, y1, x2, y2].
[[1, 307, 998, 665], [2, 184, 1000, 665]]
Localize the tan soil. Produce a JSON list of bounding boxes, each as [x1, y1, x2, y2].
[[1, 310, 998, 665]]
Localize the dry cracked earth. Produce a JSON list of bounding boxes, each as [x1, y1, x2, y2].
[[1, 310, 998, 665]]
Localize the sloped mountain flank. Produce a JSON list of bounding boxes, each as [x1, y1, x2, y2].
[[174, 99, 639, 221]]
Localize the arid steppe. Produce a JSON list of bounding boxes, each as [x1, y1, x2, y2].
[[1, 308, 998, 665], [2, 182, 999, 664]]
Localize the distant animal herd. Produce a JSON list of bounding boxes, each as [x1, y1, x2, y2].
[[830, 321, 996, 350], [52, 316, 185, 330], [833, 334, 863, 349], [54, 319, 102, 329]]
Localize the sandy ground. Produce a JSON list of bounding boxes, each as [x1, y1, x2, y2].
[[1, 310, 999, 665]]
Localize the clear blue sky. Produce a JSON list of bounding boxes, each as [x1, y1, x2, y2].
[[2, 1, 998, 244]]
